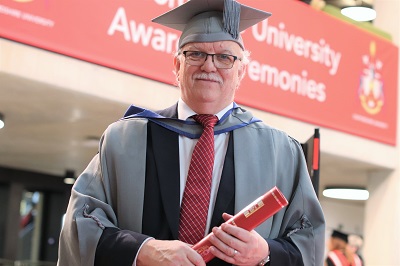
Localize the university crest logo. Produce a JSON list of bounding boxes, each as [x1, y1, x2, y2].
[[358, 41, 384, 115]]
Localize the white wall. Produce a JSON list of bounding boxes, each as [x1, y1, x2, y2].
[[321, 200, 365, 236], [363, 0, 400, 265], [321, 199, 365, 259]]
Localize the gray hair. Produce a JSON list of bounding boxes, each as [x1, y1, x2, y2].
[[348, 234, 363, 249]]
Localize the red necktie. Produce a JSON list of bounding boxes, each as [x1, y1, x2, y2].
[[178, 114, 219, 244]]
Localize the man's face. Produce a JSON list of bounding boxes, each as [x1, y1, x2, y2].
[[174, 41, 245, 114]]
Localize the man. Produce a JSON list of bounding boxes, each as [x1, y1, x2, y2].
[[326, 230, 350, 266], [58, 0, 325, 265], [346, 234, 364, 266]]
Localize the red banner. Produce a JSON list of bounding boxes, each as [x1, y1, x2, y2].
[[0, 0, 398, 145]]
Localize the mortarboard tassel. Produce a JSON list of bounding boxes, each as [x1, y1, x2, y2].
[[223, 0, 241, 40]]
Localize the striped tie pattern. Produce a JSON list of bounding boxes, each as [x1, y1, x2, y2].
[[178, 114, 219, 244]]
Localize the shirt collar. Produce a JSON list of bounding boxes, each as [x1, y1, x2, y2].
[[178, 98, 234, 121]]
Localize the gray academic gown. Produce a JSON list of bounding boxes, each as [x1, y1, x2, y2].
[[57, 105, 325, 266]]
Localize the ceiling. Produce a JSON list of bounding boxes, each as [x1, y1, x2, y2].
[[303, 0, 376, 16], [0, 72, 126, 177], [324, 0, 374, 8]]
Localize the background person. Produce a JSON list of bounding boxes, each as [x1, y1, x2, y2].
[[346, 234, 364, 266], [326, 229, 349, 266]]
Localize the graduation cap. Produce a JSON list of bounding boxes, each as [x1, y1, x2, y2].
[[152, 0, 271, 49], [331, 230, 349, 243]]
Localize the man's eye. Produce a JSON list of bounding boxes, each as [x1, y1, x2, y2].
[[189, 52, 205, 58], [217, 54, 230, 60]]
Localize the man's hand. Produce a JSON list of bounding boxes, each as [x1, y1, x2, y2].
[[137, 239, 206, 266], [208, 213, 270, 265]]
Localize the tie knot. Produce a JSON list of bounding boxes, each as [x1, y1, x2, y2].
[[193, 114, 218, 128]]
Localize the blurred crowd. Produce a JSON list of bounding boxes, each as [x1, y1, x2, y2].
[[325, 229, 364, 266]]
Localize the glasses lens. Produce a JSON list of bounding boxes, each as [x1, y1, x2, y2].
[[214, 54, 234, 69], [184, 51, 235, 69], [185, 51, 205, 65]]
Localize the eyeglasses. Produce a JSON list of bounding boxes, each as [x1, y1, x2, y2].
[[182, 51, 241, 69]]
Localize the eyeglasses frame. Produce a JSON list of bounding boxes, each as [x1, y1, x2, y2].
[[181, 50, 242, 69]]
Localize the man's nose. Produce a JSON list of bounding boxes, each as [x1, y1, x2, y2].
[[204, 54, 214, 63], [201, 54, 217, 71]]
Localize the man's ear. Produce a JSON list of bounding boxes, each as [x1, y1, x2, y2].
[[174, 56, 181, 80], [238, 63, 246, 81]]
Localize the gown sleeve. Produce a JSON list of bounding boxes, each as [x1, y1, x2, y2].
[[58, 120, 150, 266], [268, 135, 325, 266]]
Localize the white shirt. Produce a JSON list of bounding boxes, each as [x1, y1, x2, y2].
[[133, 100, 232, 265], [178, 98, 231, 235]]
